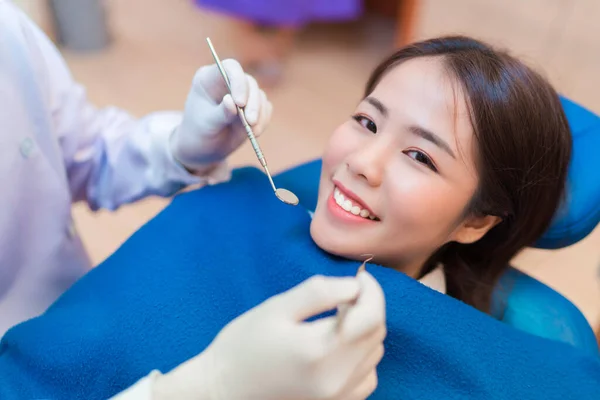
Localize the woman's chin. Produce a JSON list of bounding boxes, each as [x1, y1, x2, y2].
[[309, 218, 367, 261]]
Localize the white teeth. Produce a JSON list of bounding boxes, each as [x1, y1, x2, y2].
[[333, 187, 377, 221], [342, 200, 352, 211]]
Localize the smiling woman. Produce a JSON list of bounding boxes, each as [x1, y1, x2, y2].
[[311, 36, 571, 312], [0, 35, 580, 399]]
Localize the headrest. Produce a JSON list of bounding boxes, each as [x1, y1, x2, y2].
[[537, 97, 600, 248], [274, 97, 600, 249]]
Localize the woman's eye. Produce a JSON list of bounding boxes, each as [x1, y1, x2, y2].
[[352, 115, 377, 134], [405, 150, 438, 172]]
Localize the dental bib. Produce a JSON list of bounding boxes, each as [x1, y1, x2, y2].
[[0, 167, 598, 399]]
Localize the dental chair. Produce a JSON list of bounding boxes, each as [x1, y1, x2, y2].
[[273, 96, 600, 356]]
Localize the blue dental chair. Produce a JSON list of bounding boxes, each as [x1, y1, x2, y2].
[[273, 96, 600, 356]]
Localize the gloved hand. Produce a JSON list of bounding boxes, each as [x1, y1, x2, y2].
[[153, 272, 387, 400], [169, 59, 273, 172]]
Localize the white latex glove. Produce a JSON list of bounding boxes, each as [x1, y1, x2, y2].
[[170, 59, 273, 172], [153, 272, 387, 400]]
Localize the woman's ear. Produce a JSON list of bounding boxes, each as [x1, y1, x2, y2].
[[451, 214, 502, 244]]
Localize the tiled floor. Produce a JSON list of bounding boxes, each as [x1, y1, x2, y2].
[[24, 0, 600, 330]]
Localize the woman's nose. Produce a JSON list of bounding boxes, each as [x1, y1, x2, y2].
[[346, 140, 390, 187]]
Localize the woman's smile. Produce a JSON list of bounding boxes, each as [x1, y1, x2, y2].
[[327, 185, 379, 225]]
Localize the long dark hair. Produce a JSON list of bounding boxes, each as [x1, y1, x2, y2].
[[365, 36, 572, 313]]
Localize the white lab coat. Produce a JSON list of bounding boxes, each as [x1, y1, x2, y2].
[[0, 0, 229, 335]]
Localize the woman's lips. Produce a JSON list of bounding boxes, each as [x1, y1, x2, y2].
[[326, 187, 379, 224]]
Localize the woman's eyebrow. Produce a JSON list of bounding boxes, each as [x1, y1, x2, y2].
[[365, 97, 388, 117], [364, 96, 456, 158], [408, 125, 456, 159]]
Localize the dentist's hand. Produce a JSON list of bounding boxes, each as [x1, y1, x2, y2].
[[170, 59, 273, 172], [154, 273, 387, 400]]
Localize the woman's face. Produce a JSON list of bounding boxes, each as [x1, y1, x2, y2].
[[311, 57, 493, 277]]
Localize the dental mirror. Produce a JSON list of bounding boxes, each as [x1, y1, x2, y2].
[[275, 188, 300, 206], [206, 37, 299, 207]]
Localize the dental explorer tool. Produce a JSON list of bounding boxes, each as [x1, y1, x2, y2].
[[335, 254, 374, 332]]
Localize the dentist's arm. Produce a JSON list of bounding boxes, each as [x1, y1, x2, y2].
[[10, 3, 271, 211], [112, 272, 387, 400]]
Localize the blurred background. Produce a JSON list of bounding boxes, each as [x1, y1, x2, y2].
[[14, 0, 599, 334]]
